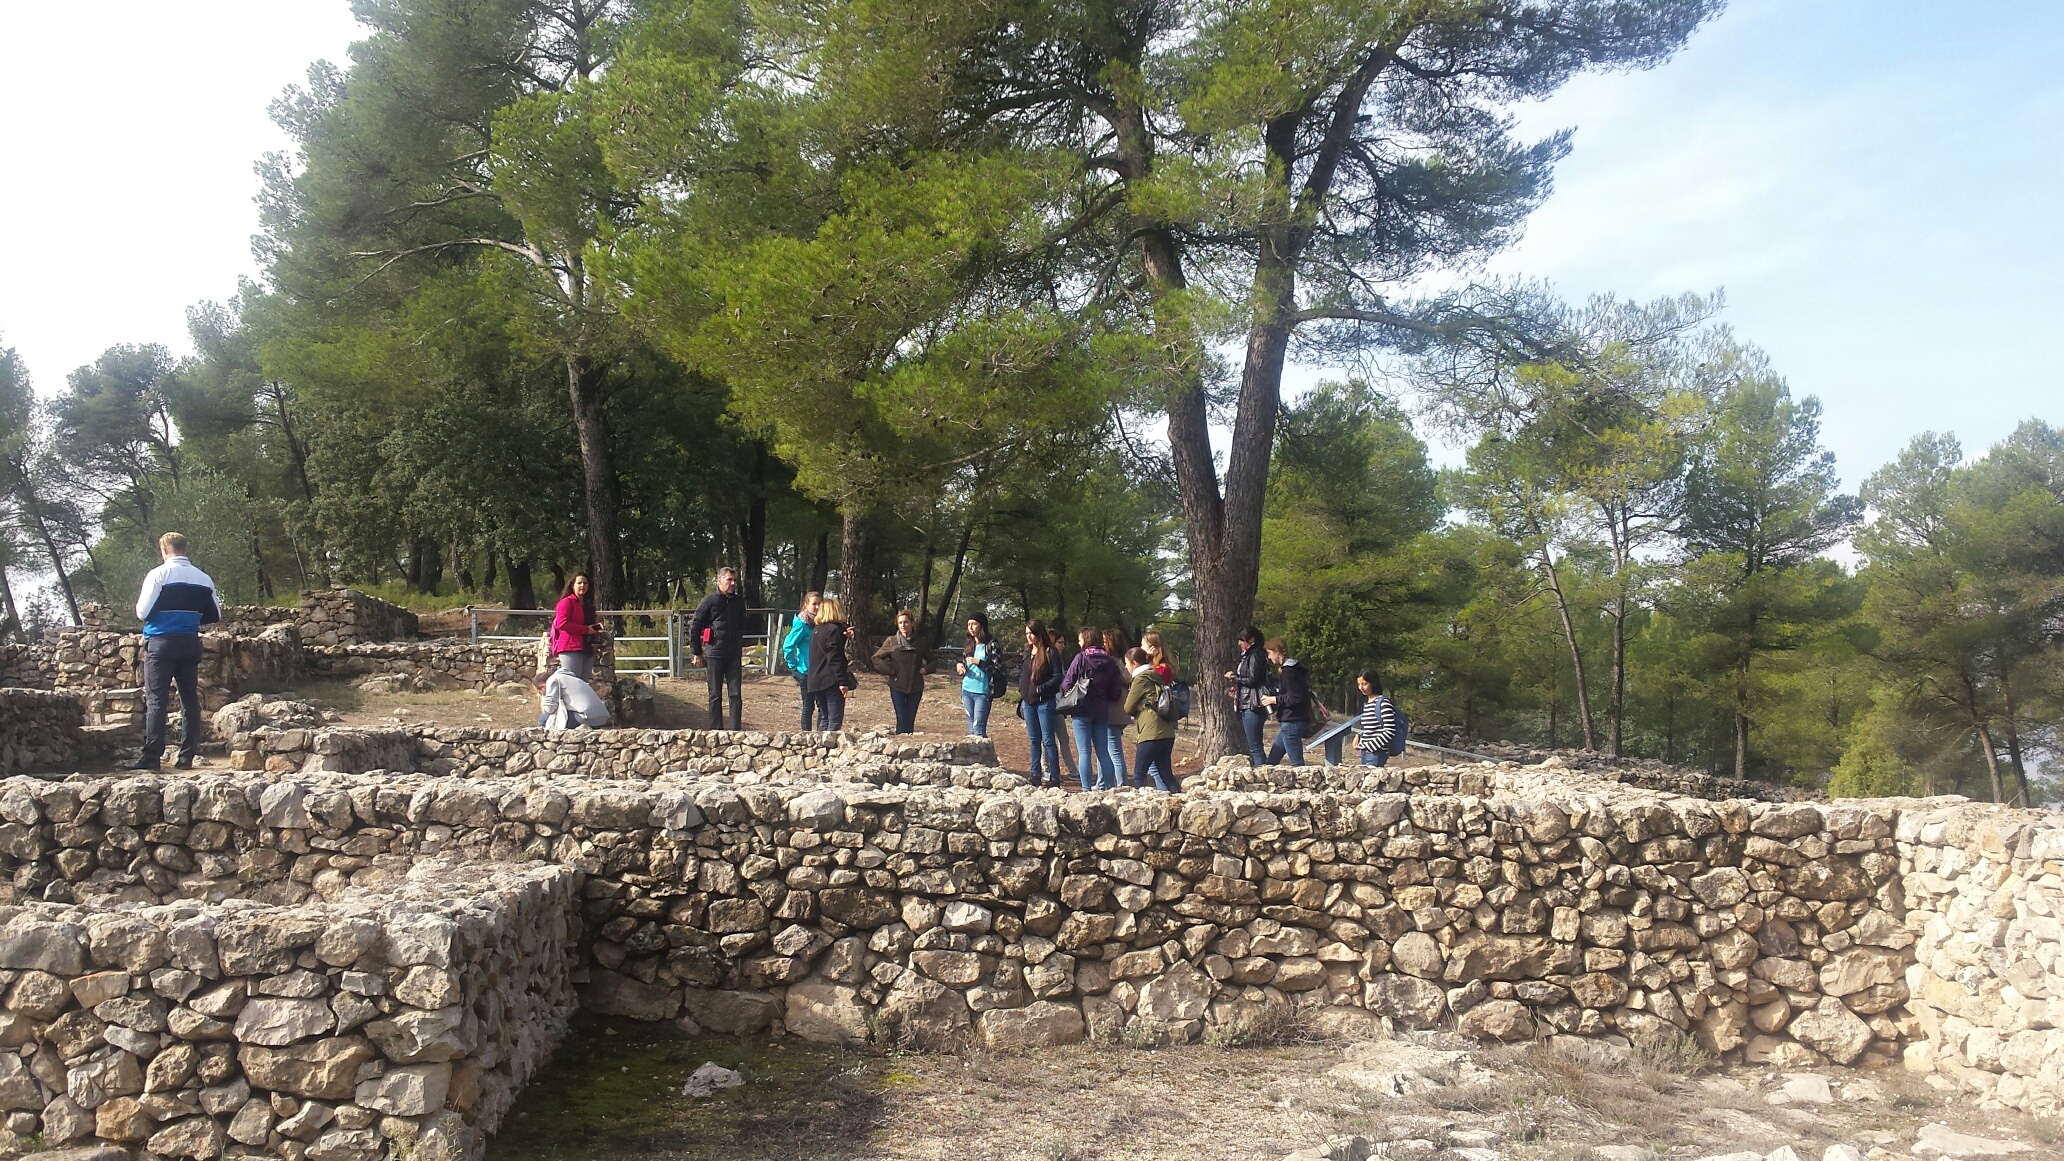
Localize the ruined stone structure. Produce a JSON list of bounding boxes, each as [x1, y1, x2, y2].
[[4, 613, 2062, 1161]]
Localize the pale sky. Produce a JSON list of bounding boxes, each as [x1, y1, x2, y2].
[[2, 0, 2060, 490]]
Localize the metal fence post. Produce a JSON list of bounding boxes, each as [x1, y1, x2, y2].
[[468, 606, 477, 646]]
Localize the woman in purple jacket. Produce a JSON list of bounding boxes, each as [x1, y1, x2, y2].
[[1060, 626, 1126, 790]]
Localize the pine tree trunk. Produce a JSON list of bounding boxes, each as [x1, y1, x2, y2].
[[1607, 591, 1626, 757], [26, 507, 81, 626], [0, 566, 21, 641], [839, 506, 874, 648], [566, 354, 624, 610], [740, 447, 767, 608], [809, 531, 830, 595], [509, 558, 537, 610], [1537, 549, 1597, 750]]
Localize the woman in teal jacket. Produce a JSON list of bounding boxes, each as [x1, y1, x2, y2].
[[783, 592, 819, 730]]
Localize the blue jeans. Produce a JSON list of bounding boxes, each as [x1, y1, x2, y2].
[[796, 675, 815, 730], [1072, 716, 1118, 790], [808, 688, 845, 732], [141, 634, 203, 765], [890, 687, 921, 734], [1267, 719, 1307, 767], [1024, 700, 1061, 784], [1135, 738, 1177, 791], [962, 690, 993, 736], [1324, 735, 1388, 767], [1104, 720, 1129, 784], [1240, 709, 1269, 766]]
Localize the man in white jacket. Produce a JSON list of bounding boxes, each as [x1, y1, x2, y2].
[[126, 532, 221, 770], [538, 668, 611, 730]]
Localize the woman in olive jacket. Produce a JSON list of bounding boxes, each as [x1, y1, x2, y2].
[[1123, 647, 1178, 791]]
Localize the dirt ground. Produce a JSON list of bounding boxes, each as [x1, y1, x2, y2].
[[484, 1017, 2059, 1161]]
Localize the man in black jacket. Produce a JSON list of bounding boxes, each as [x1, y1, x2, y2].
[[689, 567, 750, 729]]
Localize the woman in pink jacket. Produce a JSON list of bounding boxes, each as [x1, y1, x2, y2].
[[550, 574, 604, 681]]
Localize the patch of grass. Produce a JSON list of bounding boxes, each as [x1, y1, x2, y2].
[[1205, 1003, 1314, 1049], [1629, 1032, 1713, 1084], [487, 1017, 886, 1161], [2022, 1114, 2062, 1145]]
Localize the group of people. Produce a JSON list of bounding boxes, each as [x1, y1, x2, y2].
[[556, 573, 1411, 780], [116, 537, 1405, 774]]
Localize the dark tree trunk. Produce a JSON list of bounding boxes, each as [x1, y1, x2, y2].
[[928, 521, 975, 646], [509, 557, 538, 610], [25, 505, 81, 626], [809, 531, 830, 594], [566, 354, 624, 610], [549, 562, 566, 605], [2001, 679, 2033, 809], [252, 533, 273, 600], [740, 445, 768, 608], [1733, 659, 1751, 780], [482, 550, 498, 596], [454, 541, 475, 592], [839, 506, 874, 648], [0, 566, 21, 642], [1607, 591, 1626, 757], [1536, 548, 1598, 749]]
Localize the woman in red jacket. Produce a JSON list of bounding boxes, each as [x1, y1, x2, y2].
[[550, 575, 605, 682]]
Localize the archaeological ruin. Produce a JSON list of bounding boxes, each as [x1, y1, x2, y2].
[[0, 592, 2057, 1161]]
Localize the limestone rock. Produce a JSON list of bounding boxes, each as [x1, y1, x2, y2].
[[784, 981, 871, 1047], [1787, 997, 1872, 1066], [581, 971, 680, 1021], [238, 1037, 377, 1100], [976, 1002, 1086, 1050]]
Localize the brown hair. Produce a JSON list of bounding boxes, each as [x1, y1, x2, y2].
[[1125, 647, 1149, 666], [1077, 625, 1102, 649], [1265, 637, 1287, 655], [1140, 629, 1170, 670]]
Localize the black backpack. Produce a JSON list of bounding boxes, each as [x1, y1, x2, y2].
[[1155, 679, 1191, 722]]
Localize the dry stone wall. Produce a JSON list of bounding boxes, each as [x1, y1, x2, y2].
[[226, 725, 1006, 787], [0, 628, 301, 714], [292, 590, 417, 648], [299, 642, 541, 694], [1, 690, 87, 776], [0, 848, 575, 1161], [1896, 799, 2064, 1114]]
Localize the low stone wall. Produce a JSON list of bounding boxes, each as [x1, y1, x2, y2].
[[295, 589, 419, 647], [1199, 755, 1803, 804], [227, 725, 1005, 786], [0, 769, 1916, 1073], [301, 642, 540, 693], [1897, 800, 2064, 1113], [0, 689, 85, 775], [0, 853, 576, 1161], [0, 627, 301, 714]]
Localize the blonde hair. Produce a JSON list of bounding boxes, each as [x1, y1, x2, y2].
[[158, 532, 188, 556], [816, 596, 848, 623]]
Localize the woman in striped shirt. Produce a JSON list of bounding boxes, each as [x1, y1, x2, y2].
[[1325, 671, 1399, 767]]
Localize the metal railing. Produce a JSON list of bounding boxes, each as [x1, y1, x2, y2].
[[466, 605, 788, 679]]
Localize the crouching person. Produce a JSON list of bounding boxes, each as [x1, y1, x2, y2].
[[539, 667, 611, 730]]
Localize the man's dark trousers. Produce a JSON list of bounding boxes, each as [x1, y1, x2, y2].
[[142, 634, 204, 765], [706, 654, 743, 730]]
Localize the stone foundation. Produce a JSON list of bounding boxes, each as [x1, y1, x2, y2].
[[300, 642, 551, 694], [227, 725, 1004, 786], [0, 852, 575, 1161], [0, 628, 301, 715]]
